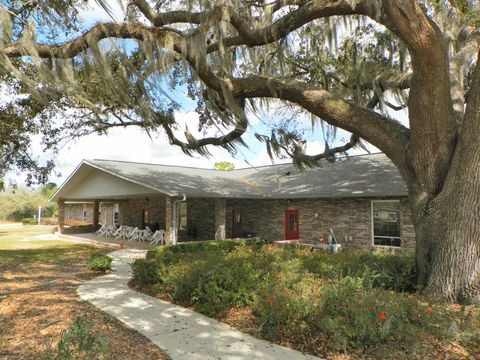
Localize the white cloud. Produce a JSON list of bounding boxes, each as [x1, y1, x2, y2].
[[81, 0, 126, 23]]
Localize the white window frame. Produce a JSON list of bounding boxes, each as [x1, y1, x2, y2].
[[66, 205, 72, 220], [371, 200, 402, 248]]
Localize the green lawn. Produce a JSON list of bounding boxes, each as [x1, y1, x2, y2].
[[0, 225, 95, 263]]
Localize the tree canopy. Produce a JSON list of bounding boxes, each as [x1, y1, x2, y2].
[[214, 161, 235, 170]]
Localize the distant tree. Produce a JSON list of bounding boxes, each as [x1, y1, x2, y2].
[[0, 185, 58, 221], [214, 161, 235, 171]]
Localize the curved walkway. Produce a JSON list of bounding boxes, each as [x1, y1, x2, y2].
[[78, 249, 321, 360]]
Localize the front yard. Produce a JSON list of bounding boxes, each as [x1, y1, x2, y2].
[[131, 240, 480, 360], [0, 225, 168, 359]]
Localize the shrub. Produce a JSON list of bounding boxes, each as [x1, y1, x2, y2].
[[40, 316, 108, 359], [131, 259, 162, 286], [190, 257, 260, 316], [255, 274, 428, 351], [134, 240, 470, 355], [300, 249, 416, 292], [146, 239, 268, 261], [85, 253, 112, 272], [22, 218, 37, 225]]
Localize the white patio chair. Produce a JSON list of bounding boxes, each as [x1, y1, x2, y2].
[[105, 224, 118, 238], [140, 227, 153, 242], [113, 225, 124, 238], [95, 224, 107, 236], [128, 227, 141, 242], [115, 226, 132, 241], [150, 230, 166, 245]]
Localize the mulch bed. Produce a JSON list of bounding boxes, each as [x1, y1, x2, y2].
[[0, 245, 169, 359]]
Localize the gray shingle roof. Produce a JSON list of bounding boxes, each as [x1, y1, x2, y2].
[[78, 153, 407, 199]]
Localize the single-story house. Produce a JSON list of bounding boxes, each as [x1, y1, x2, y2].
[[50, 153, 416, 250]]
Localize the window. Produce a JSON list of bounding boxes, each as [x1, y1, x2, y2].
[[113, 204, 119, 225], [178, 203, 187, 230], [82, 204, 87, 222], [371, 201, 401, 247], [66, 205, 72, 220], [289, 214, 298, 232]]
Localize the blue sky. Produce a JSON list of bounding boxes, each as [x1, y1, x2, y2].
[[7, 1, 405, 187]]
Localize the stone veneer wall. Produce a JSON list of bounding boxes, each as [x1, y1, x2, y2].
[[65, 203, 94, 223], [118, 196, 166, 229], [180, 198, 215, 241], [108, 195, 416, 250], [225, 197, 415, 251]]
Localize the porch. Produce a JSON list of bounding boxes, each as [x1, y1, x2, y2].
[[57, 195, 228, 244]]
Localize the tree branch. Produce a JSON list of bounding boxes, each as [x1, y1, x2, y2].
[[3, 22, 182, 58], [450, 28, 480, 123], [382, 0, 457, 195], [221, 75, 410, 174]]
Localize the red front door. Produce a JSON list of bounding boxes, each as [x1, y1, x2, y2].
[[285, 210, 300, 240]]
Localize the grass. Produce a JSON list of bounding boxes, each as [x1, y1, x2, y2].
[[133, 240, 480, 360], [0, 225, 169, 360]]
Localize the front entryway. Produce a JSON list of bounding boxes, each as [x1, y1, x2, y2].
[[285, 210, 300, 240], [232, 209, 243, 238]]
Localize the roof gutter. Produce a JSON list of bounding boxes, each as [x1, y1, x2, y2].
[[172, 195, 187, 245]]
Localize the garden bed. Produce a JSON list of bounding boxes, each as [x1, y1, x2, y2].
[[131, 240, 480, 359]]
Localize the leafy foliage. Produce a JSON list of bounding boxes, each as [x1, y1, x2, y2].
[[85, 252, 112, 272], [133, 241, 480, 355], [213, 161, 235, 171], [0, 183, 58, 221], [40, 316, 108, 360]]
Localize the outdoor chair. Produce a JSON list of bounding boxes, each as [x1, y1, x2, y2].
[[113, 225, 124, 238], [95, 224, 107, 236], [139, 227, 153, 242], [105, 225, 117, 238], [128, 227, 141, 242], [150, 230, 166, 245], [115, 226, 133, 241]]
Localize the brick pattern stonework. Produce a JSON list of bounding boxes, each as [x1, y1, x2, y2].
[[225, 197, 415, 251], [62, 194, 416, 250], [118, 196, 167, 229], [180, 198, 216, 241], [58, 199, 65, 233]]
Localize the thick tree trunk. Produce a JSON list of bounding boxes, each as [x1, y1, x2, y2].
[[413, 191, 480, 304], [411, 50, 480, 304]]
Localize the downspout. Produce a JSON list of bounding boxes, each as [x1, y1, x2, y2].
[[172, 195, 187, 245]]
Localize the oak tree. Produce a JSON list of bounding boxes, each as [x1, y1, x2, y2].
[[1, 0, 480, 303]]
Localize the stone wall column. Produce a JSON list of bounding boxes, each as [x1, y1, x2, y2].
[[215, 198, 226, 241], [165, 197, 174, 244], [93, 200, 100, 230], [58, 199, 65, 234]]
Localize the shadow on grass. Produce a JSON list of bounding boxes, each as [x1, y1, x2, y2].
[[0, 244, 104, 264]]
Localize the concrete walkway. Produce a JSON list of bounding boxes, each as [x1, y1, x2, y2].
[[78, 249, 321, 360]]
